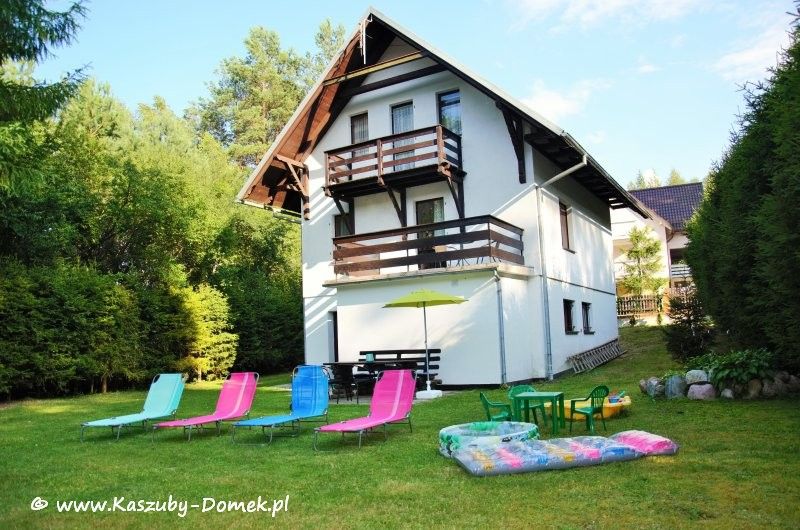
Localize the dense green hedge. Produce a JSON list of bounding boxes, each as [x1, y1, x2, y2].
[[0, 261, 243, 398], [687, 18, 800, 371]]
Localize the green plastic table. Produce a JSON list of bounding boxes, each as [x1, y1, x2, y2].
[[512, 391, 565, 434]]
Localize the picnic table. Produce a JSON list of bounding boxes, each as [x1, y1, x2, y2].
[[511, 391, 566, 434]]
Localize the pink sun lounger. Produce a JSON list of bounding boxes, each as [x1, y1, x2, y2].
[[314, 369, 415, 449], [153, 372, 259, 441]]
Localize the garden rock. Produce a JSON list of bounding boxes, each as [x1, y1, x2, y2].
[[687, 383, 717, 400], [646, 377, 665, 398], [775, 371, 790, 383], [720, 388, 735, 399], [787, 375, 800, 393], [772, 378, 788, 397], [639, 379, 648, 394], [745, 379, 762, 399], [665, 375, 687, 399], [761, 378, 778, 398], [685, 370, 709, 386]]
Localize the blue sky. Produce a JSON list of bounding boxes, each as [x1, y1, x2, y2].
[[38, 0, 796, 187]]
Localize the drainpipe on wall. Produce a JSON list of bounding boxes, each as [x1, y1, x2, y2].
[[493, 270, 508, 385], [536, 154, 588, 380]]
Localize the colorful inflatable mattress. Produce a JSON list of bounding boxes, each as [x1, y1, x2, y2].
[[443, 424, 678, 477]]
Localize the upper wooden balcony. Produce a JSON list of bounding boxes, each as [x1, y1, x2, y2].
[[324, 125, 463, 198]]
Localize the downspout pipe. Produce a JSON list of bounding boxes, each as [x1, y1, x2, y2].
[[493, 270, 507, 385], [535, 154, 588, 381]]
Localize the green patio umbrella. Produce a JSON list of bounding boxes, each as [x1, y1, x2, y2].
[[383, 289, 467, 399]]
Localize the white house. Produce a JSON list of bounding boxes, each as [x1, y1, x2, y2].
[[611, 182, 703, 291], [237, 8, 648, 385]]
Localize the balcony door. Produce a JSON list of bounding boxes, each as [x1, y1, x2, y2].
[[416, 198, 445, 269], [391, 102, 414, 172]]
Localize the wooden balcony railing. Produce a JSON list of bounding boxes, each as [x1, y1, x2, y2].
[[332, 215, 523, 276], [670, 262, 691, 278], [325, 125, 462, 188]]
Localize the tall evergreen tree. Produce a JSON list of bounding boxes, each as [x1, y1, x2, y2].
[[188, 20, 345, 166], [0, 0, 86, 191], [687, 7, 800, 370]]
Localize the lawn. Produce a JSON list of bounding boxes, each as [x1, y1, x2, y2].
[[1, 327, 799, 528]]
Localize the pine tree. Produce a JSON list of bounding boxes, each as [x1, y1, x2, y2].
[[621, 226, 667, 322], [667, 168, 687, 185]]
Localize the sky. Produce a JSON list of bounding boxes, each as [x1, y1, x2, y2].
[[37, 0, 797, 188]]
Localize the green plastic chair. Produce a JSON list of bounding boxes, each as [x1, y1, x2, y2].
[[507, 385, 548, 427], [568, 385, 610, 434], [479, 392, 512, 421]]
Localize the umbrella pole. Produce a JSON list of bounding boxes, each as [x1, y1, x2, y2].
[[423, 302, 431, 391]]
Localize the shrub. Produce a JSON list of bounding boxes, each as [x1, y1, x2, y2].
[[687, 349, 774, 390], [663, 287, 714, 361]]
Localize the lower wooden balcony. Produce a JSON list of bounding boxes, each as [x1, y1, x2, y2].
[[332, 215, 524, 277]]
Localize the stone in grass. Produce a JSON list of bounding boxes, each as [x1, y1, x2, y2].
[[639, 379, 649, 394], [787, 375, 800, 393], [761, 378, 778, 398], [763, 378, 788, 398], [685, 369, 709, 386], [720, 388, 735, 399], [745, 379, 762, 399], [687, 383, 717, 400], [775, 371, 791, 383], [665, 375, 687, 399], [646, 377, 665, 398]]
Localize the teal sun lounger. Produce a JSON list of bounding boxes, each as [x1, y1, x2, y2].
[[80, 373, 185, 441]]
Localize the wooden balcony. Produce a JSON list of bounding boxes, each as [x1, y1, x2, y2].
[[325, 125, 463, 198], [332, 215, 523, 276], [670, 263, 691, 278]]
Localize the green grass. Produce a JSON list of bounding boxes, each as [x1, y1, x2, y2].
[[1, 327, 799, 528]]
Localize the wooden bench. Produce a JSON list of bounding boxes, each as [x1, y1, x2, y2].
[[358, 349, 442, 389]]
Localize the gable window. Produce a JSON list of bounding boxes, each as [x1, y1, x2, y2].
[[350, 113, 368, 144], [563, 299, 577, 334], [437, 90, 461, 135], [559, 202, 573, 251], [582, 302, 593, 334], [350, 113, 369, 157], [391, 102, 415, 171]]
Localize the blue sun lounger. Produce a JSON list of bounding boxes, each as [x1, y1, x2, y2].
[[80, 373, 185, 441], [232, 365, 328, 444]]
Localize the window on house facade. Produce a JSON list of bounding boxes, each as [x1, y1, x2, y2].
[[416, 198, 445, 269], [437, 90, 461, 135], [416, 198, 444, 236], [334, 213, 352, 237], [563, 299, 577, 334], [391, 102, 414, 171], [350, 113, 369, 157], [582, 302, 593, 334], [560, 202, 573, 251]]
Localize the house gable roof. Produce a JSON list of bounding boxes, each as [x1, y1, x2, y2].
[[630, 182, 703, 231], [237, 7, 648, 219]]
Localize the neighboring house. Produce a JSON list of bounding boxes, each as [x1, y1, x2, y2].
[[237, 8, 647, 385], [611, 182, 703, 290]]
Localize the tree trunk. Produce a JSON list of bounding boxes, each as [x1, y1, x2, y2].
[[101, 375, 108, 394]]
